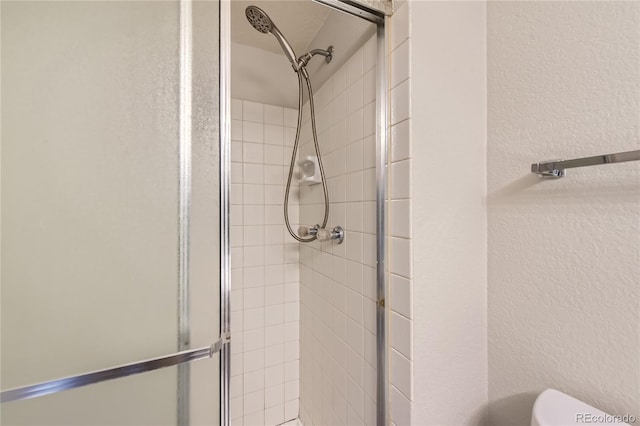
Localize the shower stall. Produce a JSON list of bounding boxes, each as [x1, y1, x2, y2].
[[1, 0, 389, 425], [229, 2, 384, 424]]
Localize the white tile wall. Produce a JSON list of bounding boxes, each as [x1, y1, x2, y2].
[[232, 11, 413, 425], [298, 34, 378, 426], [389, 2, 413, 426], [230, 98, 301, 426]]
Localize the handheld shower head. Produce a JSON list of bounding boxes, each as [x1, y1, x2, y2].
[[245, 5, 272, 33], [245, 6, 299, 69]]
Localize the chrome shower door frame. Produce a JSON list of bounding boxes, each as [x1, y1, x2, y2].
[[293, 1, 389, 425], [218, 0, 388, 424], [219, 1, 232, 426], [375, 19, 389, 426]]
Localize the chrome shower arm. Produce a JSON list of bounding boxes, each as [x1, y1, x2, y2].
[[297, 46, 334, 68]]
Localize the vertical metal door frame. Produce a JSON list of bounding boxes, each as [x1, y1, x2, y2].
[[375, 17, 389, 426], [219, 1, 232, 425], [177, 0, 193, 424]]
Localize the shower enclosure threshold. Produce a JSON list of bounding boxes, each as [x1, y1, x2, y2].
[[281, 418, 303, 426]]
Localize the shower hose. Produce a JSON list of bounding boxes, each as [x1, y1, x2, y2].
[[283, 68, 330, 243]]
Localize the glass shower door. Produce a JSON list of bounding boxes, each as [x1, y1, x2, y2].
[[1, 1, 221, 424]]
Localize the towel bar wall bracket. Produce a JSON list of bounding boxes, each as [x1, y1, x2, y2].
[[531, 159, 566, 178], [531, 149, 640, 179]]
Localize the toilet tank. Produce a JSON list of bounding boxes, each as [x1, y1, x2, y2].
[[531, 389, 631, 426]]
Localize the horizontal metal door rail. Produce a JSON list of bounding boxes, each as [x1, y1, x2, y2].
[[1, 341, 223, 403], [312, 0, 384, 24]]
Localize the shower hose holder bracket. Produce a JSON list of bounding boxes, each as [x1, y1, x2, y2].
[[317, 226, 344, 244]]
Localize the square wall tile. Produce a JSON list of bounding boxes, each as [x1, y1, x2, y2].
[[391, 1, 410, 51], [346, 171, 364, 202], [265, 344, 284, 367], [363, 35, 376, 72], [244, 349, 265, 373], [363, 102, 376, 137], [346, 140, 364, 174], [264, 125, 284, 145], [232, 119, 243, 141], [264, 404, 284, 426], [391, 120, 411, 162], [391, 311, 412, 359], [346, 78, 364, 115], [391, 385, 412, 426], [244, 389, 265, 416], [347, 110, 364, 143], [363, 68, 376, 104], [244, 287, 265, 309], [284, 400, 299, 421], [243, 121, 263, 143], [390, 199, 411, 238], [244, 328, 266, 352], [390, 237, 412, 279], [391, 79, 410, 125], [244, 410, 264, 425], [391, 160, 411, 200], [243, 163, 264, 185], [332, 65, 347, 97], [391, 349, 412, 399], [347, 48, 363, 85], [391, 39, 410, 88], [264, 104, 284, 125], [244, 307, 264, 330], [231, 396, 243, 421], [243, 100, 263, 123], [391, 273, 412, 320], [265, 384, 284, 409], [243, 143, 263, 164], [231, 98, 243, 120], [284, 108, 297, 127], [232, 141, 243, 163], [265, 363, 284, 385]]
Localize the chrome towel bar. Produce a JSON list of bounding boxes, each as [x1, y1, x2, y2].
[[531, 149, 640, 178], [0, 338, 227, 403]]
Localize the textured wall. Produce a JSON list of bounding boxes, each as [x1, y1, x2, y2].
[[409, 2, 489, 425], [487, 2, 640, 425]]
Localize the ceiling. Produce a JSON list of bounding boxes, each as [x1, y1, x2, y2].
[[231, 0, 332, 57]]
